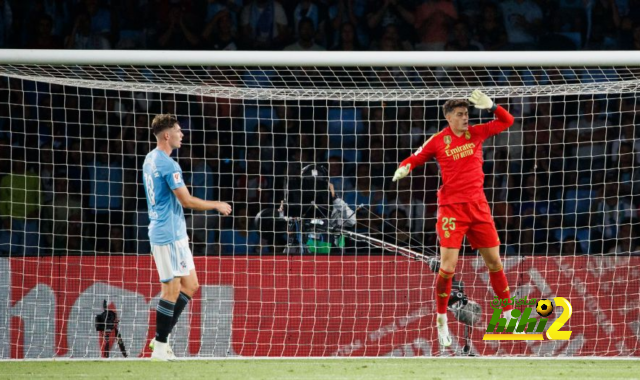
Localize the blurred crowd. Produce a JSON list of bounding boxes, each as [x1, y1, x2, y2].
[[1, 0, 640, 52], [0, 76, 638, 256], [0, 0, 639, 257]]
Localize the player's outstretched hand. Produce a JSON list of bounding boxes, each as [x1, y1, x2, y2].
[[468, 89, 494, 110], [215, 202, 232, 215], [392, 164, 411, 182]]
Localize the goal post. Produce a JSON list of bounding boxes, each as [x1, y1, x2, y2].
[[0, 50, 639, 358]]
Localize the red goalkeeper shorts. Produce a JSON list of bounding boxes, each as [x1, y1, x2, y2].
[[436, 200, 500, 250]]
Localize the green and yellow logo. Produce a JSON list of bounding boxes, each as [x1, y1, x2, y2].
[[483, 297, 572, 341]]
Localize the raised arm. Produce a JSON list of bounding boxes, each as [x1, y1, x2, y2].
[[469, 90, 514, 137], [173, 186, 232, 214]]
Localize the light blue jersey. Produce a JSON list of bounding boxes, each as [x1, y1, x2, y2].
[[142, 149, 188, 245]]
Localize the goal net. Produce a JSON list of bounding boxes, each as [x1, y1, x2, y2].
[[0, 50, 638, 358]]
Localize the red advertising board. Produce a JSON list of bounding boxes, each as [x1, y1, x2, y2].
[[3, 255, 639, 358]]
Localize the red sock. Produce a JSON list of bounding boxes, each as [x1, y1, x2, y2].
[[435, 269, 454, 314], [489, 266, 512, 311]]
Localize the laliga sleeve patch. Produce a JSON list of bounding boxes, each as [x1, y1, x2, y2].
[[173, 172, 182, 184]]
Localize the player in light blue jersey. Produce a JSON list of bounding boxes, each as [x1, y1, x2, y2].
[[143, 114, 232, 361]]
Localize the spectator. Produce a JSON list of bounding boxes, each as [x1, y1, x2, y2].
[[610, 110, 640, 167], [491, 201, 518, 251], [39, 145, 54, 205], [369, 138, 395, 189], [328, 22, 367, 89], [328, 155, 354, 196], [561, 171, 595, 228], [38, 0, 70, 38], [328, 0, 368, 48], [389, 178, 427, 241], [110, 226, 124, 254], [500, 0, 543, 50], [204, 0, 237, 24], [551, 0, 589, 44], [0, 151, 40, 222], [414, 0, 458, 51], [584, 0, 621, 49], [240, 0, 288, 50], [202, 10, 239, 50], [0, 0, 12, 48], [158, 3, 201, 49], [566, 98, 609, 171], [612, 142, 640, 198], [219, 206, 263, 254], [592, 183, 634, 251], [371, 24, 412, 51], [292, 0, 326, 42], [284, 17, 325, 50], [607, 222, 638, 254], [84, 142, 123, 252], [235, 148, 270, 209], [185, 145, 221, 255], [343, 163, 388, 220], [448, 21, 483, 51], [27, 14, 62, 49], [326, 104, 365, 162], [41, 177, 82, 252], [475, 2, 507, 51], [387, 208, 411, 247], [621, 23, 640, 49], [365, 0, 414, 42], [65, 12, 110, 49], [516, 174, 549, 217], [114, 1, 147, 49], [518, 226, 536, 255], [83, 0, 112, 40], [454, 0, 481, 22], [332, 21, 361, 50], [491, 115, 523, 171], [561, 235, 584, 255], [0, 150, 41, 255]]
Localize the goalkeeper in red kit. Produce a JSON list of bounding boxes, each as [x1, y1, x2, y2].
[[392, 90, 515, 348]]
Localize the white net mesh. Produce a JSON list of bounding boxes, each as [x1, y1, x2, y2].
[[0, 54, 639, 358]]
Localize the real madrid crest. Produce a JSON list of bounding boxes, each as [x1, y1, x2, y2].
[[444, 135, 452, 145], [465, 131, 471, 140]]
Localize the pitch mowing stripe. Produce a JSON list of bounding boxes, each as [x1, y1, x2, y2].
[[2, 356, 640, 362]]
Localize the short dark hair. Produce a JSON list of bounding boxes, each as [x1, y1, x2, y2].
[[442, 99, 469, 115], [151, 114, 178, 136]]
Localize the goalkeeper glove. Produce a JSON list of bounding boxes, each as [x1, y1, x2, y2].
[[468, 90, 497, 112], [392, 164, 411, 182]]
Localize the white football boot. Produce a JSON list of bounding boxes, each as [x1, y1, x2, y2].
[[149, 333, 171, 352], [165, 344, 177, 360], [150, 341, 173, 361], [149, 334, 176, 360], [436, 313, 452, 347]]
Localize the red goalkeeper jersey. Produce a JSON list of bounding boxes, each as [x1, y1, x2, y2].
[[400, 106, 514, 205]]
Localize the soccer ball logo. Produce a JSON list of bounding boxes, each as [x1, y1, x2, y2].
[[536, 299, 554, 317]]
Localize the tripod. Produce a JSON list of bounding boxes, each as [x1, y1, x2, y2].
[[95, 300, 128, 358]]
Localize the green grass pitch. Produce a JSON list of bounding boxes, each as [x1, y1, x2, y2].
[[1, 359, 640, 380]]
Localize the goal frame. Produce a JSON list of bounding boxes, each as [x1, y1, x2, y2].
[[2, 49, 640, 67], [1, 49, 639, 358]]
